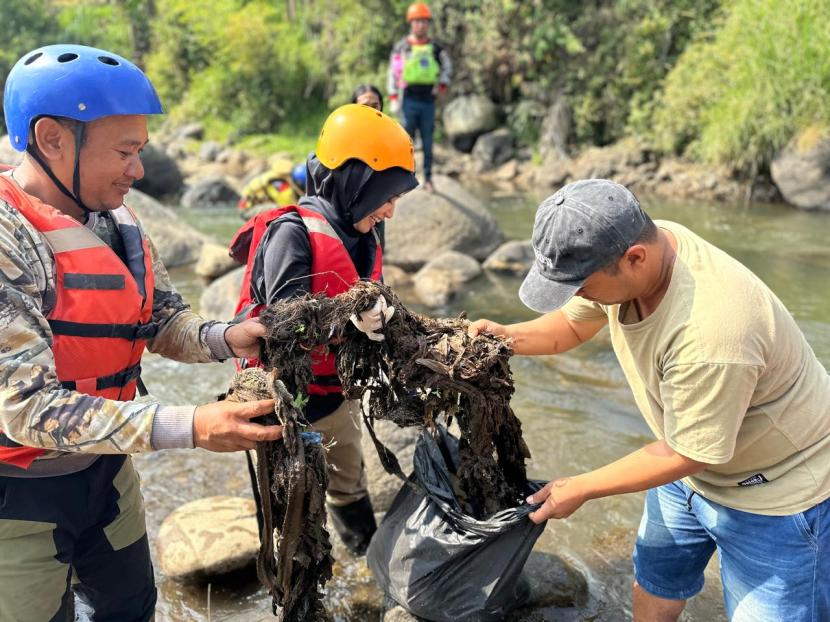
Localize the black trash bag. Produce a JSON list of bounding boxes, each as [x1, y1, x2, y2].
[[367, 425, 546, 622]]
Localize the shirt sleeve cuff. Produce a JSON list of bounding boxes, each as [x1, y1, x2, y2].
[[202, 322, 235, 361], [151, 406, 196, 449]]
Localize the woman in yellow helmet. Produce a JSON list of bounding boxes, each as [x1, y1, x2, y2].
[[231, 103, 417, 554]]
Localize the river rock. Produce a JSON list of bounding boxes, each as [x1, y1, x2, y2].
[[527, 155, 570, 191], [195, 242, 237, 280], [133, 143, 184, 198], [494, 159, 520, 181], [176, 122, 205, 141], [385, 175, 504, 270], [181, 176, 240, 209], [770, 127, 830, 211], [200, 266, 245, 320], [382, 265, 412, 290], [0, 135, 23, 167], [568, 138, 649, 181], [472, 128, 515, 169], [199, 141, 223, 162], [125, 189, 206, 267], [381, 597, 425, 622], [483, 240, 534, 275], [443, 95, 500, 152], [361, 418, 419, 514], [413, 251, 482, 307], [156, 496, 259, 582]]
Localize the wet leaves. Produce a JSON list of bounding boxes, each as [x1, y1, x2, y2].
[[229, 281, 532, 619]]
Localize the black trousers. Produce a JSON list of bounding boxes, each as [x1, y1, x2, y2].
[[0, 455, 156, 621]]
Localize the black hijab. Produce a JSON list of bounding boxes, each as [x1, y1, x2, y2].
[[299, 154, 417, 274]]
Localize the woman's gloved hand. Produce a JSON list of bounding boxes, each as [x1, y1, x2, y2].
[[350, 296, 395, 341]]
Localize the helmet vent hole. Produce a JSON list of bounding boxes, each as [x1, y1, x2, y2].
[[97, 56, 120, 66], [57, 53, 79, 63], [24, 52, 43, 66]]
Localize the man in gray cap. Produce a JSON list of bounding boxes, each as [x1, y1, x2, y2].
[[470, 179, 830, 621]]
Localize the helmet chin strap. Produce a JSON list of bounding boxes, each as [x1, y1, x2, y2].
[[26, 122, 92, 219]]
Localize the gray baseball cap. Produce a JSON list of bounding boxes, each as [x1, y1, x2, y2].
[[519, 179, 647, 313]]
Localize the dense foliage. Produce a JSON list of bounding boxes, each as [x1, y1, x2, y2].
[[654, 0, 830, 172], [2, 0, 828, 172]]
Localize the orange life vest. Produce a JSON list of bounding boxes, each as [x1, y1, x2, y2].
[[0, 176, 156, 469], [228, 205, 382, 394]]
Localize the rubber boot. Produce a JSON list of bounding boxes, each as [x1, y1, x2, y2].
[[328, 496, 378, 556]]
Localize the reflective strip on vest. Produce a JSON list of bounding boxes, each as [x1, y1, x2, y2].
[[41, 228, 108, 254], [301, 215, 340, 240]]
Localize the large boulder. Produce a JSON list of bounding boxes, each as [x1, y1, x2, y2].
[[199, 141, 223, 163], [0, 135, 23, 167], [385, 175, 504, 270], [200, 266, 245, 320], [195, 242, 238, 280], [175, 122, 205, 141], [413, 251, 482, 307], [443, 95, 499, 152], [520, 551, 589, 610], [382, 265, 413, 290], [483, 240, 534, 276], [771, 127, 830, 211], [181, 175, 240, 209], [133, 143, 184, 198], [125, 189, 207, 267], [156, 496, 259, 582], [472, 128, 515, 170]]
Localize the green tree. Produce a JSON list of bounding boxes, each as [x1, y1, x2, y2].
[[0, 0, 60, 135], [655, 0, 830, 172]]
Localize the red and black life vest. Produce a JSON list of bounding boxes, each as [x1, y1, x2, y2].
[[0, 175, 156, 469], [228, 205, 382, 395]]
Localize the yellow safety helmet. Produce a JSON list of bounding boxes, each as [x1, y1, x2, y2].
[[316, 104, 415, 173]]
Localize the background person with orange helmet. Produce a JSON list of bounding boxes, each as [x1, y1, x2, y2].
[[388, 2, 452, 192], [230, 103, 418, 555]]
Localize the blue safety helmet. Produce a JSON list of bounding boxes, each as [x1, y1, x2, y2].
[[291, 162, 307, 190], [4, 44, 163, 152]]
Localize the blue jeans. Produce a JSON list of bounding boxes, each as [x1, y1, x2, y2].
[[633, 481, 829, 621], [402, 95, 435, 182]]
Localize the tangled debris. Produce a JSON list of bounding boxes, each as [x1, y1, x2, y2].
[[232, 280, 532, 619], [259, 280, 531, 516], [226, 369, 333, 621]]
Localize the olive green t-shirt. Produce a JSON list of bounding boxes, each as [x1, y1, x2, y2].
[[562, 220, 830, 515]]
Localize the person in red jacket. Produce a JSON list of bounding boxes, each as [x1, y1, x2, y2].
[[231, 103, 417, 554], [0, 45, 281, 621]]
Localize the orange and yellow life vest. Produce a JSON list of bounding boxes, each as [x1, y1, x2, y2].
[[0, 175, 156, 469]]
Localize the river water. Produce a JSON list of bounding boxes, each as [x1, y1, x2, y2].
[[136, 189, 830, 621]]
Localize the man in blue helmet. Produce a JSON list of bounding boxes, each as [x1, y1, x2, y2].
[[0, 45, 283, 621]]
